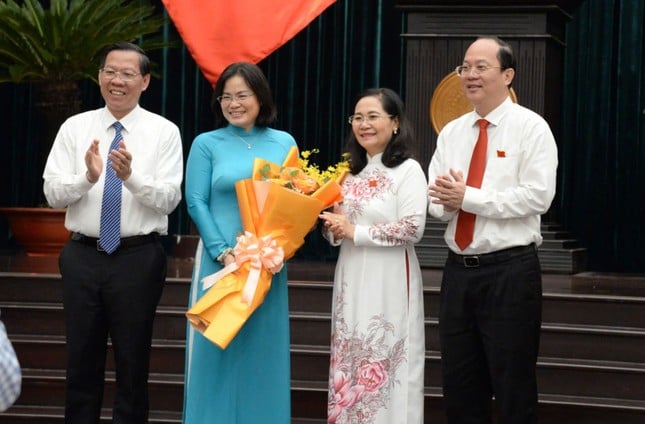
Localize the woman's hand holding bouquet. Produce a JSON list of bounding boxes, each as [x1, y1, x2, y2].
[[186, 147, 348, 349]]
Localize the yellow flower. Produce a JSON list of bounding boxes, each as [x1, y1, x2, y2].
[[298, 149, 350, 185], [259, 149, 350, 196]]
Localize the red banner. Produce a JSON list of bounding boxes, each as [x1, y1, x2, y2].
[[162, 0, 336, 85]]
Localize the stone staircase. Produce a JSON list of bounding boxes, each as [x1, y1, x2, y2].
[[1, 256, 645, 423], [417, 216, 588, 274]]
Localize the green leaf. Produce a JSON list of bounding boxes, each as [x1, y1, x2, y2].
[[259, 164, 272, 179], [0, 0, 178, 83]]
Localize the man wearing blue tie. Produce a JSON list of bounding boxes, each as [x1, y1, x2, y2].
[[43, 42, 183, 423]]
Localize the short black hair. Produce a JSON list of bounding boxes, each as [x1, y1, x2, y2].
[[475, 36, 516, 70], [474, 36, 516, 87], [211, 62, 277, 129], [99, 42, 150, 75]]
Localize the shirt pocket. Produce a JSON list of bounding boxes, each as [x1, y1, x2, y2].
[[484, 152, 520, 188]]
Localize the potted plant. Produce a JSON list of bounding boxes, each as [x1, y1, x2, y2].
[[0, 0, 177, 255]]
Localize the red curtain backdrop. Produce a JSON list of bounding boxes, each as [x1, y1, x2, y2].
[[162, 0, 337, 85]]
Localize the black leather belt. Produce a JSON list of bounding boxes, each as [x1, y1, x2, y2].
[[448, 243, 537, 268], [71, 232, 159, 252]]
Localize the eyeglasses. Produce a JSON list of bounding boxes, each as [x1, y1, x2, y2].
[[216, 92, 255, 105], [100, 68, 141, 82], [348, 114, 393, 125], [455, 64, 503, 77]]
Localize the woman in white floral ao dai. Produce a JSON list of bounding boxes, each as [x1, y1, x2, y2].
[[320, 88, 427, 423]]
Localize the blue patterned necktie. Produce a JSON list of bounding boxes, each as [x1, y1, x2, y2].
[[98, 121, 123, 254]]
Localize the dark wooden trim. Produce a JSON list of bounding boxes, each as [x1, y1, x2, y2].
[[395, 0, 582, 15], [402, 34, 566, 47]]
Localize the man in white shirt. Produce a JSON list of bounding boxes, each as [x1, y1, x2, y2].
[[428, 36, 558, 423], [43, 42, 183, 423]]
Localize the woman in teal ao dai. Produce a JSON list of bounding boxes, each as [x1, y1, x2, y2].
[[183, 62, 295, 423]]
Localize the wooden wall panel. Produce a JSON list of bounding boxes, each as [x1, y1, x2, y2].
[[397, 3, 573, 169]]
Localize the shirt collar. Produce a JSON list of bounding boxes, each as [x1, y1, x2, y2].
[[101, 104, 142, 132], [470, 96, 513, 128], [227, 124, 263, 137], [366, 152, 384, 164]]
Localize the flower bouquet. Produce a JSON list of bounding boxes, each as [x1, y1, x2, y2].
[[186, 146, 348, 349]]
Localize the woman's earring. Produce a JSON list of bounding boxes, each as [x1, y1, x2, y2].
[[393, 128, 398, 135]]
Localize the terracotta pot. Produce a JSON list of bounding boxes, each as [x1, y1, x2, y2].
[[0, 207, 70, 256]]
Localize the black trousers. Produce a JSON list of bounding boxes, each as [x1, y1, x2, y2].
[[439, 245, 542, 424], [59, 237, 166, 424]]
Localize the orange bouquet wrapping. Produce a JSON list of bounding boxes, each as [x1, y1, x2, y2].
[[186, 146, 347, 349]]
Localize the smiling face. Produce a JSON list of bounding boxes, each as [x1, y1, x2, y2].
[[351, 95, 399, 157], [460, 38, 515, 117], [98, 49, 150, 120], [220, 75, 260, 132]]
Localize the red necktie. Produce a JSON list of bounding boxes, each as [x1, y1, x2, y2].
[[455, 119, 489, 250]]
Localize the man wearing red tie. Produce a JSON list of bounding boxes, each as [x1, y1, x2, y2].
[[428, 36, 558, 424]]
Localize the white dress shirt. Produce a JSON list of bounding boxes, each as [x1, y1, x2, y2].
[[428, 97, 558, 254], [43, 105, 183, 237]]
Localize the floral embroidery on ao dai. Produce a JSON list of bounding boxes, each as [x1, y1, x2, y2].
[[326, 153, 427, 424]]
